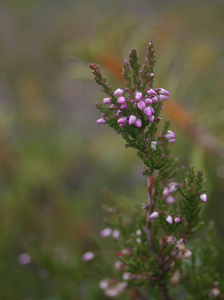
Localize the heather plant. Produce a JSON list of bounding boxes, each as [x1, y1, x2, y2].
[[84, 40, 224, 299]]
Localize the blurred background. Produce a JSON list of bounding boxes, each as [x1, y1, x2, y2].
[[0, 0, 224, 299]]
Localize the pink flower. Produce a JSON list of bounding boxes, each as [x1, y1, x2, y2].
[[117, 117, 128, 124], [158, 95, 168, 101], [143, 107, 152, 117], [145, 98, 153, 105]]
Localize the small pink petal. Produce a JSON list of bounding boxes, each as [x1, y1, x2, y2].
[[152, 96, 158, 103], [120, 104, 128, 109], [82, 252, 94, 262], [149, 115, 155, 122], [174, 217, 181, 223]]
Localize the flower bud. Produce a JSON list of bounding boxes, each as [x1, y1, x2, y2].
[[147, 89, 156, 96], [152, 96, 158, 103], [166, 215, 173, 224], [120, 104, 128, 109], [116, 110, 121, 117], [82, 251, 94, 261], [135, 119, 142, 128], [135, 91, 142, 101], [122, 272, 131, 280], [158, 88, 169, 95], [100, 228, 112, 238], [158, 95, 168, 101], [166, 195, 175, 204], [210, 287, 220, 297], [150, 211, 159, 219], [200, 193, 207, 202], [149, 115, 155, 122], [114, 88, 124, 97], [112, 230, 120, 240], [174, 217, 181, 223], [117, 96, 126, 104], [151, 141, 157, 151], [138, 100, 146, 110], [103, 97, 111, 104], [145, 98, 153, 105], [117, 117, 128, 124], [99, 279, 109, 290], [129, 115, 137, 125], [97, 118, 106, 124], [143, 107, 152, 117]]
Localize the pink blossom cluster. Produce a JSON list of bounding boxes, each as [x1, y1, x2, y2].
[[97, 87, 169, 128]]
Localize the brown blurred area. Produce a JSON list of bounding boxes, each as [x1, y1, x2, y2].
[[0, 0, 224, 299]]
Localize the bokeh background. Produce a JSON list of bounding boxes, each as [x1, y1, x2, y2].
[[1, 0, 224, 299]]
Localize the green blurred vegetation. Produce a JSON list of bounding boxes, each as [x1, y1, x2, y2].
[[0, 0, 224, 299]]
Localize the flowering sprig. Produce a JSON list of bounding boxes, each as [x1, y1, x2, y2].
[[85, 40, 223, 299]]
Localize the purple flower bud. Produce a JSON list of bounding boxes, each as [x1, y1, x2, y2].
[[135, 118, 142, 128], [158, 88, 169, 95], [161, 105, 164, 110], [166, 215, 173, 224], [114, 88, 124, 97], [150, 73, 154, 78], [100, 228, 112, 238], [163, 187, 170, 197], [167, 196, 175, 204], [150, 211, 159, 219], [103, 97, 111, 104], [152, 96, 158, 103], [149, 115, 155, 122], [143, 107, 152, 117], [117, 96, 126, 104], [116, 110, 121, 117], [109, 104, 116, 109], [117, 117, 128, 124], [145, 98, 153, 105], [159, 95, 168, 101], [150, 107, 155, 114], [174, 217, 181, 223], [120, 104, 128, 109], [168, 139, 176, 143], [138, 100, 145, 110], [135, 91, 142, 101], [112, 230, 120, 240], [101, 113, 105, 117], [200, 193, 207, 202], [129, 115, 137, 125], [164, 133, 175, 139], [147, 89, 157, 96], [82, 251, 95, 261], [119, 124, 126, 127], [97, 118, 106, 124]]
